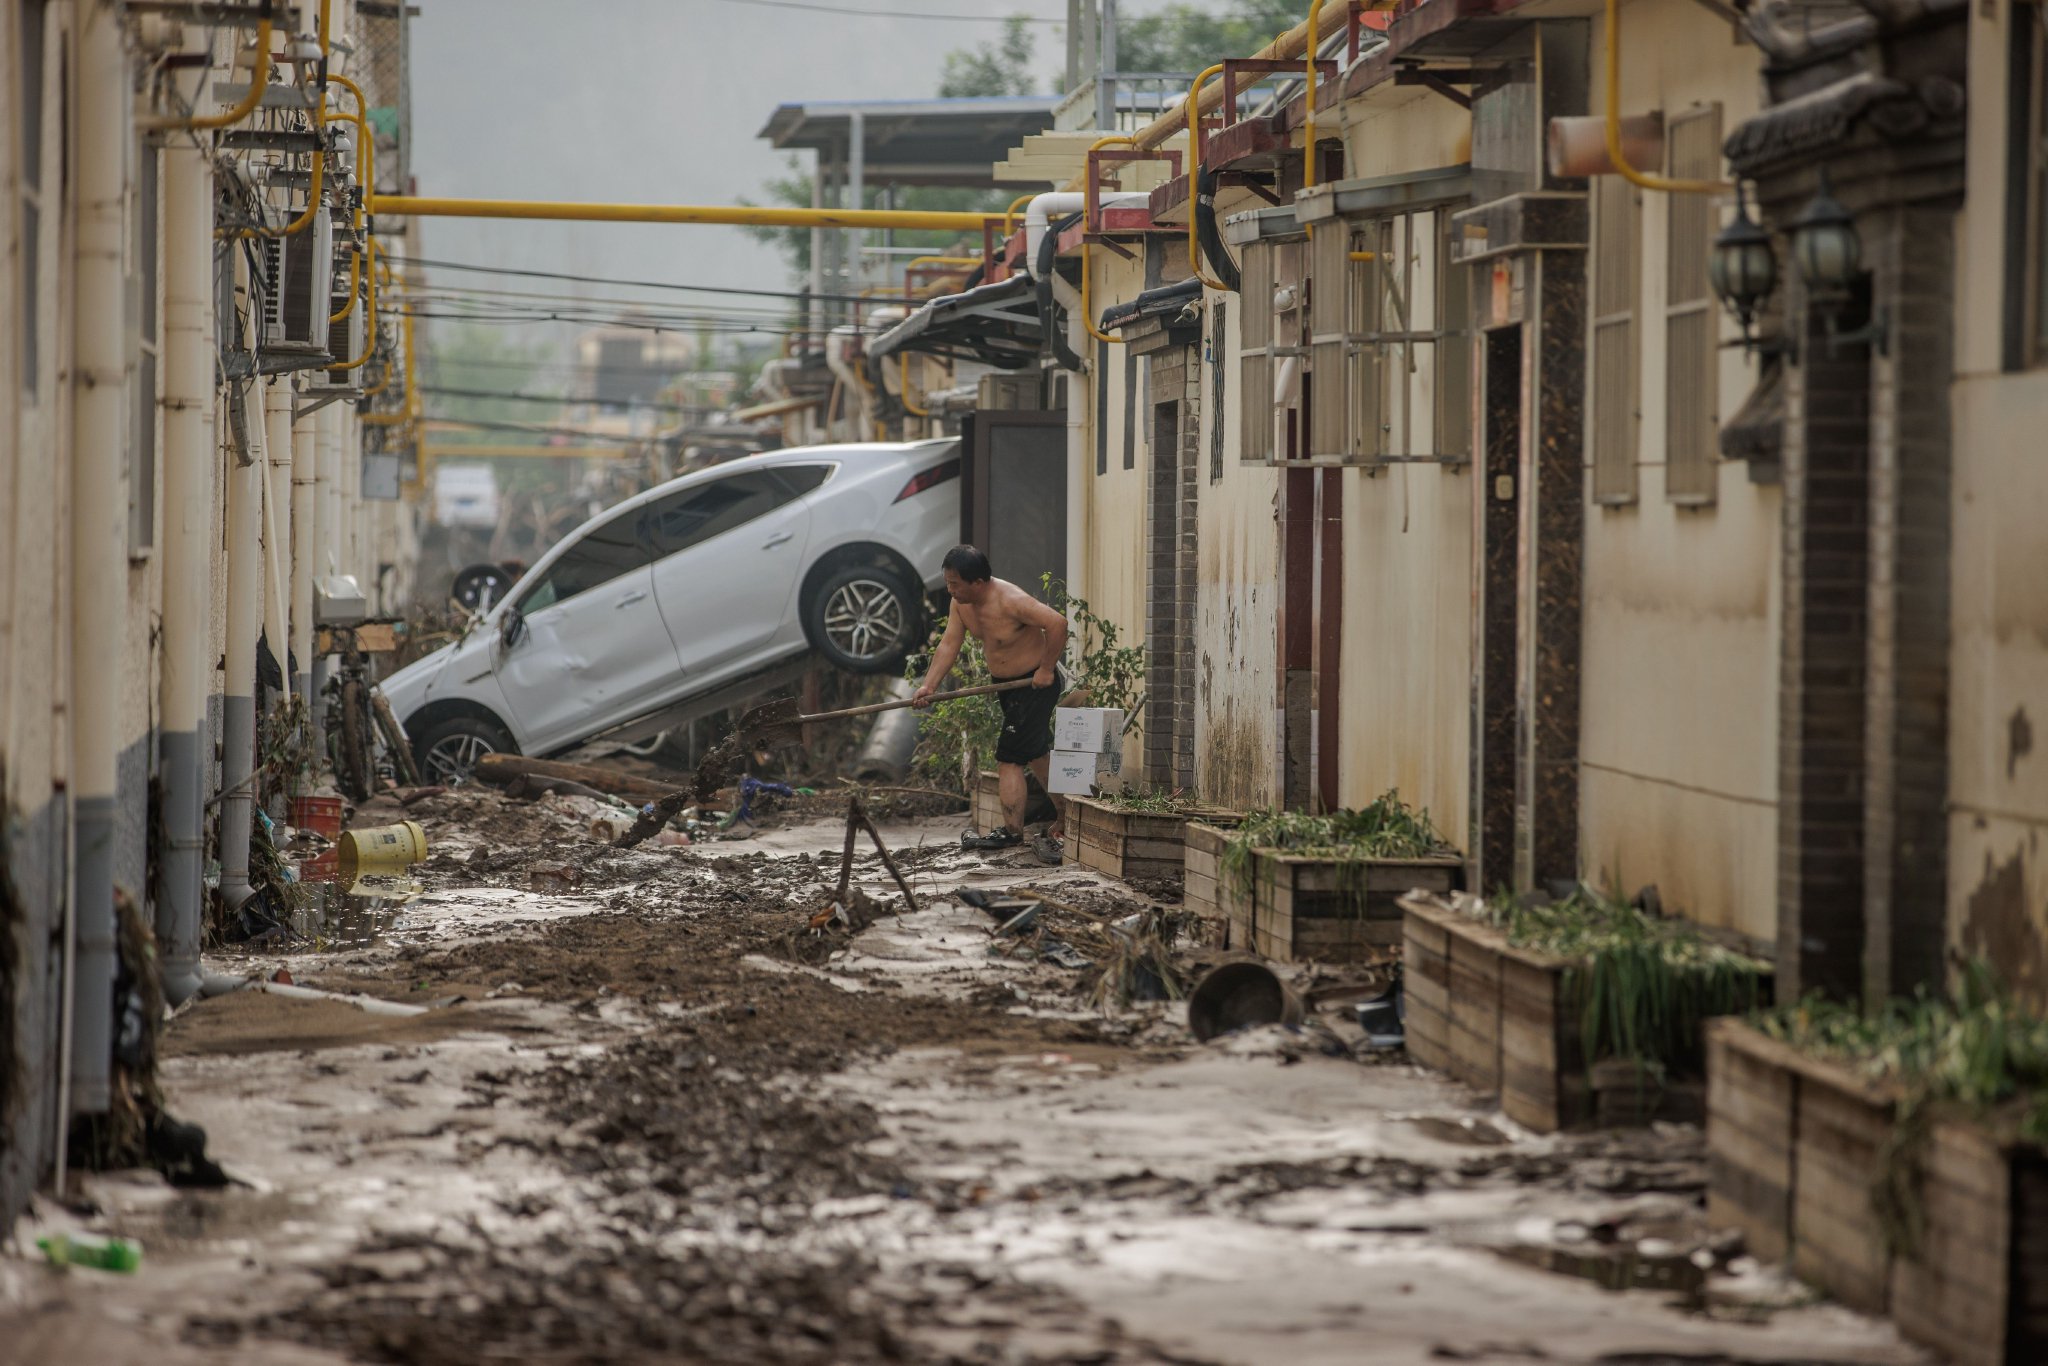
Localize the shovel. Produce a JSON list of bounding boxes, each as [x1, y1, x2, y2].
[[736, 678, 1037, 749]]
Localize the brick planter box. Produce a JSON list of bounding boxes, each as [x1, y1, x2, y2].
[[1251, 853, 1461, 965], [1182, 821, 1245, 948], [1705, 1018, 2048, 1362], [1063, 797, 1240, 885], [1400, 893, 1589, 1132]]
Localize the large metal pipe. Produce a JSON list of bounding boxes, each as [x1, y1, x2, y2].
[[218, 271, 269, 916], [369, 196, 1000, 232], [312, 403, 341, 756], [264, 381, 294, 712], [156, 135, 218, 1007], [291, 406, 317, 708], [67, 0, 134, 1115]]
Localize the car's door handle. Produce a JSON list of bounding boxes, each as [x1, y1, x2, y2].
[[615, 590, 647, 608], [762, 530, 794, 549]]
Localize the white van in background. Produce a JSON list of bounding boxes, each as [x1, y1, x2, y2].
[[433, 463, 501, 530]]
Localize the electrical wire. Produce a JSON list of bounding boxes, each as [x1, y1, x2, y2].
[[692, 0, 1062, 23], [419, 384, 703, 416], [386, 253, 886, 306]]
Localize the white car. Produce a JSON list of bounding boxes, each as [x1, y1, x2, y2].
[[383, 440, 961, 781], [433, 463, 501, 530]]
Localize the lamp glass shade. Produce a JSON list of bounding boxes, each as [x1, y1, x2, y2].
[[1709, 215, 1776, 318]]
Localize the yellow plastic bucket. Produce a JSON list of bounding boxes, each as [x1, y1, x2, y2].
[[337, 820, 427, 882]]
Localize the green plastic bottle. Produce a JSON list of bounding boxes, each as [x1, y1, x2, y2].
[[37, 1234, 142, 1272]]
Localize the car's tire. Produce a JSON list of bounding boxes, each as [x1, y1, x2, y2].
[[806, 563, 921, 674], [450, 561, 517, 613], [412, 713, 515, 785]]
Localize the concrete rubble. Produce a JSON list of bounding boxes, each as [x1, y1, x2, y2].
[[0, 783, 1932, 1365]]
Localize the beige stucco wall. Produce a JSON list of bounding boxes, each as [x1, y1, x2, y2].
[[1946, 0, 2048, 991], [1194, 290, 1283, 812], [1577, 0, 1778, 945], [1075, 243, 1151, 776]]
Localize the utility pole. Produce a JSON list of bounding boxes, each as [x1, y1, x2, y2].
[[1097, 0, 1118, 132]]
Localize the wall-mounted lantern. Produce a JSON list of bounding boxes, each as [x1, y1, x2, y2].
[[1789, 168, 1887, 355], [1708, 183, 1776, 348]]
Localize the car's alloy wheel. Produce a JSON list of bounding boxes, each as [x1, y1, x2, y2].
[[424, 730, 497, 784], [821, 577, 907, 664]]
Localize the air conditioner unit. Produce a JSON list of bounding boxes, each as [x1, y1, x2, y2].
[[307, 269, 365, 393], [256, 201, 333, 356]]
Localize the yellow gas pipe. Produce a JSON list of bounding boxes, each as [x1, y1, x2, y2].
[[369, 197, 1004, 233], [154, 18, 273, 131], [1186, 64, 1232, 291], [233, 1, 331, 239], [325, 74, 375, 321], [1602, 0, 1725, 194]]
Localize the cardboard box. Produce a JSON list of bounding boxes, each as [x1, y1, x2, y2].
[[1046, 747, 1120, 795], [1054, 707, 1126, 753]]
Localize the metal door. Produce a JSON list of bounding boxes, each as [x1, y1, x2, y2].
[[963, 410, 1066, 599]]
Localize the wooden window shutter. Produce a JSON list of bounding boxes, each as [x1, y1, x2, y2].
[[1590, 173, 1640, 503], [1665, 105, 1721, 503], [1308, 225, 1351, 459], [1239, 239, 1274, 463]]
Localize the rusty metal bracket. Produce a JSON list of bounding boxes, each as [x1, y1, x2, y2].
[[1394, 68, 1474, 110], [1085, 146, 1181, 233], [1217, 170, 1283, 206]]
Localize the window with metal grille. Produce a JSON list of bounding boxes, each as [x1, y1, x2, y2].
[[1306, 208, 1470, 465], [1665, 105, 1722, 504], [1239, 240, 1275, 462], [1590, 174, 1640, 504]]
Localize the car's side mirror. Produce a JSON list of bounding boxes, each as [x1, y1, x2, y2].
[[499, 607, 527, 654]]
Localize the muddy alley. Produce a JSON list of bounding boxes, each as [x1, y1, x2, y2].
[[3, 786, 1929, 1365]]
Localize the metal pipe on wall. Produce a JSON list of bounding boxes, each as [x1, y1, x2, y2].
[[312, 403, 341, 754], [156, 135, 218, 1006], [264, 382, 295, 712], [218, 254, 269, 915], [291, 406, 317, 708], [67, 0, 135, 1115]]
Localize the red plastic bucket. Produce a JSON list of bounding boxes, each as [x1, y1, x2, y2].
[[290, 794, 344, 839]]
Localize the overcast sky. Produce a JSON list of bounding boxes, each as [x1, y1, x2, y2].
[[407, 0, 1189, 347]]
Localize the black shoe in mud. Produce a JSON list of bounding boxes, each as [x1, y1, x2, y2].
[[1032, 833, 1064, 865], [961, 828, 1023, 851]]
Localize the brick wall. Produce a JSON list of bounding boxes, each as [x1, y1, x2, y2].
[[1776, 279, 1872, 1003], [1862, 205, 1954, 1000], [1146, 350, 1200, 790]]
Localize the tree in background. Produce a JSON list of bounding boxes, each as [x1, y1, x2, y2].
[[1117, 0, 1303, 73], [938, 15, 1042, 98]]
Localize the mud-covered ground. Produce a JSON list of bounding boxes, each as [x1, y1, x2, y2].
[[3, 783, 1934, 1365]]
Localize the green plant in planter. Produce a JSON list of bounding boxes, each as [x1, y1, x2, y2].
[[903, 575, 1147, 789], [1473, 885, 1769, 1081], [1220, 790, 1451, 899], [1753, 961, 2048, 1254]]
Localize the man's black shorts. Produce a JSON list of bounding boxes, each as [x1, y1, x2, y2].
[[993, 668, 1066, 766]]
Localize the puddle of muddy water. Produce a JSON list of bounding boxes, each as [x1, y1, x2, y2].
[[1497, 1242, 1709, 1308]]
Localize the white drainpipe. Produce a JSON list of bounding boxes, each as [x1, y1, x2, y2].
[[264, 381, 294, 711], [155, 135, 217, 1006], [218, 252, 268, 915], [1023, 191, 1151, 278], [291, 406, 317, 710], [67, 0, 133, 1114]]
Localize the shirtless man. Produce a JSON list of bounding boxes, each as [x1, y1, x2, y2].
[[911, 545, 1070, 855]]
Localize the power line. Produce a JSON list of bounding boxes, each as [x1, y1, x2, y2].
[[391, 254, 883, 306], [694, 0, 1062, 23], [425, 415, 651, 442], [420, 384, 704, 416]]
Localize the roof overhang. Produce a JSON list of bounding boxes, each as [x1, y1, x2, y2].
[[866, 275, 1043, 370], [759, 97, 1061, 188], [1293, 163, 1474, 222], [1222, 203, 1305, 246]]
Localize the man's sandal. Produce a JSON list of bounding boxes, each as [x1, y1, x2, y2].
[[961, 829, 1023, 851]]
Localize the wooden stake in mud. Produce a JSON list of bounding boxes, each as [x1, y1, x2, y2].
[[835, 795, 918, 915]]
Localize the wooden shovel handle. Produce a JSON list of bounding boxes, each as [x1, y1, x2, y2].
[[799, 677, 1035, 724]]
